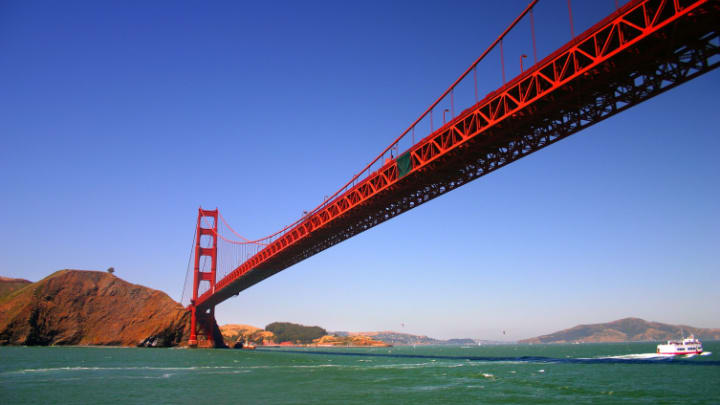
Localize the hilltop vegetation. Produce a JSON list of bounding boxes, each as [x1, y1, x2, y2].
[[265, 322, 327, 344]]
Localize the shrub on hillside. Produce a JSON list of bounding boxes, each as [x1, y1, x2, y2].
[[265, 322, 326, 344]]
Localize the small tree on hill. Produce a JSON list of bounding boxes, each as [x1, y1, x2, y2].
[[107, 267, 115, 275]]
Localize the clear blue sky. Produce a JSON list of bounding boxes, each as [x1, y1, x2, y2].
[[1, 0, 718, 340]]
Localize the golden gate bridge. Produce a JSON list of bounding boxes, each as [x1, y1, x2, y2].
[[180, 0, 719, 346]]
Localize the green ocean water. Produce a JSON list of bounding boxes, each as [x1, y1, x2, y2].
[[1, 342, 719, 404]]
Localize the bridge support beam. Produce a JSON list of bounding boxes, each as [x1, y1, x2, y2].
[[188, 207, 220, 347]]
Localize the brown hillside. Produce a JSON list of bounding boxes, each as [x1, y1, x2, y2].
[[220, 324, 276, 345], [0, 277, 32, 300], [520, 317, 720, 344], [313, 334, 390, 347], [0, 270, 204, 347]]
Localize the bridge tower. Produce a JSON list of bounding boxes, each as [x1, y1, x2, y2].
[[188, 208, 218, 347]]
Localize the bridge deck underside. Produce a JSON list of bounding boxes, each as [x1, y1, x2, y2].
[[198, 1, 719, 310]]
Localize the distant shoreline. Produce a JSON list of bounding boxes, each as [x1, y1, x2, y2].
[[3, 340, 720, 349]]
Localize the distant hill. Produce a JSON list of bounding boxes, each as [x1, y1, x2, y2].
[[219, 324, 390, 347], [0, 277, 32, 300], [0, 270, 209, 347], [334, 331, 475, 345], [333, 331, 441, 345], [313, 334, 390, 347], [220, 324, 477, 346], [520, 318, 720, 344]]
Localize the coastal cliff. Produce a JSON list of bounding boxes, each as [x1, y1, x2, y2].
[[0, 270, 194, 347]]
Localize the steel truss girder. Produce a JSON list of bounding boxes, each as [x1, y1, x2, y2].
[[284, 28, 720, 269], [197, 0, 719, 309]]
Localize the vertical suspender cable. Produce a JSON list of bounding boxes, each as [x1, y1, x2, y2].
[[500, 39, 506, 84], [567, 0, 575, 38], [530, 8, 537, 64], [181, 227, 197, 304], [451, 89, 455, 118], [474, 66, 478, 102]]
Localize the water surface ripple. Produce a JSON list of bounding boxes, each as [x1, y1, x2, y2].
[[2, 342, 718, 404]]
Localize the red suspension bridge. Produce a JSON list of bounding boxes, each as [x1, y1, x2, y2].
[[181, 0, 719, 346]]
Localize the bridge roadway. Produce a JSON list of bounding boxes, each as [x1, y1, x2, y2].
[[195, 0, 720, 312]]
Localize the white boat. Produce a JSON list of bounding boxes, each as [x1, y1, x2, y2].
[[657, 335, 703, 355]]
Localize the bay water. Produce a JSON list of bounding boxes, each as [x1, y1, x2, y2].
[[2, 342, 719, 404]]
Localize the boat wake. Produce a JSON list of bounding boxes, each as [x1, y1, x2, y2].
[[591, 351, 712, 361], [257, 349, 720, 366], [597, 353, 675, 360]]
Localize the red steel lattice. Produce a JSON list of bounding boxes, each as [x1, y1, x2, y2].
[[189, 0, 719, 318]]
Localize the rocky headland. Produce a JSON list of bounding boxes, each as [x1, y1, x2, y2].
[[0, 270, 207, 347], [220, 324, 276, 346]]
